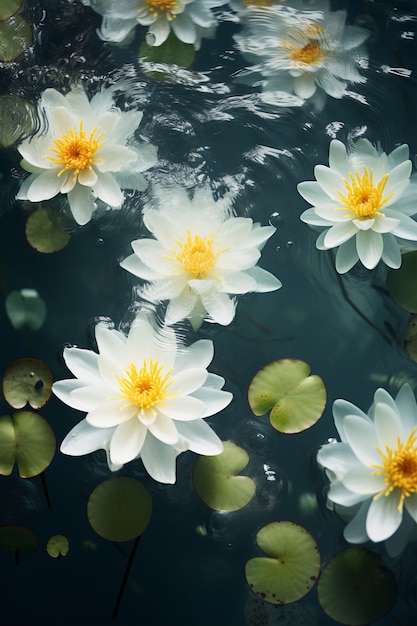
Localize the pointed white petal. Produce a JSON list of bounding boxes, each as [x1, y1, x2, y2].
[[109, 418, 147, 465], [366, 492, 403, 541]]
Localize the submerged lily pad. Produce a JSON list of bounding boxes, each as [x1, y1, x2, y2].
[[25, 208, 71, 253], [88, 477, 153, 542], [0, 94, 36, 148], [245, 521, 320, 604], [387, 251, 417, 313], [139, 31, 195, 72], [3, 358, 53, 409], [5, 289, 47, 331], [403, 314, 417, 363], [0, 526, 39, 555], [317, 548, 397, 625], [0, 0, 22, 21], [46, 535, 69, 558], [0, 412, 56, 478], [193, 441, 256, 512], [0, 15, 32, 62], [248, 359, 326, 433]]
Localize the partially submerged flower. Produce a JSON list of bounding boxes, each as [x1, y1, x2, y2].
[[83, 0, 227, 48], [54, 312, 232, 483], [120, 185, 281, 330], [317, 384, 417, 556], [17, 87, 158, 225], [298, 139, 417, 273]]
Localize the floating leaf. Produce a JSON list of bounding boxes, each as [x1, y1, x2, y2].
[[245, 521, 320, 605], [317, 548, 397, 625], [0, 526, 39, 555], [46, 535, 69, 558], [248, 359, 326, 433], [0, 15, 32, 62], [0, 0, 22, 21], [139, 31, 195, 73], [403, 314, 417, 363], [3, 358, 53, 409], [88, 477, 152, 542], [193, 441, 256, 512], [5, 289, 47, 331], [0, 412, 56, 478], [0, 94, 36, 148], [387, 252, 417, 313], [25, 208, 71, 253]]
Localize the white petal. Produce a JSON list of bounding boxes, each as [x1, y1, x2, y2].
[[300, 208, 332, 227], [165, 292, 198, 325], [159, 395, 207, 421], [62, 346, 100, 382], [245, 266, 282, 292], [170, 368, 208, 395], [328, 481, 367, 507], [343, 415, 380, 466], [323, 221, 358, 248], [175, 419, 223, 455], [356, 229, 383, 269], [171, 11, 197, 44], [70, 384, 111, 411], [335, 238, 359, 273], [26, 170, 62, 201], [201, 290, 236, 325], [381, 233, 401, 268], [314, 165, 345, 199], [405, 493, 417, 523], [140, 432, 178, 484], [366, 492, 403, 541], [93, 171, 123, 207], [147, 412, 179, 445], [220, 271, 257, 294], [317, 441, 361, 476], [394, 384, 417, 433], [67, 185, 96, 225], [78, 168, 97, 186], [60, 418, 114, 456], [119, 253, 162, 281], [52, 379, 87, 410], [96, 145, 137, 172], [343, 500, 371, 543], [297, 181, 334, 208], [328, 140, 349, 174], [174, 339, 214, 372], [109, 418, 147, 465], [332, 399, 370, 442], [18, 136, 55, 169], [190, 387, 232, 417], [343, 466, 385, 495], [373, 401, 404, 449], [87, 400, 136, 428]]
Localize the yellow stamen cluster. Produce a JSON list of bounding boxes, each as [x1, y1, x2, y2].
[[286, 24, 325, 65], [170, 231, 220, 278], [372, 429, 417, 513], [48, 120, 104, 179], [337, 168, 393, 219], [143, 0, 179, 20], [116, 359, 174, 414]]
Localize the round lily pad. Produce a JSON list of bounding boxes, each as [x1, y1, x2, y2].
[[387, 251, 417, 313], [0, 0, 22, 21], [25, 208, 71, 253], [3, 358, 53, 409], [317, 548, 397, 625], [0, 411, 56, 478], [248, 359, 326, 433], [87, 477, 153, 542], [0, 15, 32, 62], [193, 441, 256, 512], [0, 526, 39, 555], [245, 521, 320, 605], [46, 535, 69, 558], [139, 31, 195, 73], [0, 94, 35, 148], [5, 289, 47, 331]]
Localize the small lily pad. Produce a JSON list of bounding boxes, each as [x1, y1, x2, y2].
[[5, 289, 47, 331], [0, 526, 39, 555], [0, 0, 22, 21], [0, 411, 56, 478], [245, 521, 320, 604], [87, 477, 153, 542], [3, 358, 53, 409], [46, 535, 69, 558], [0, 15, 32, 62], [317, 548, 397, 625], [139, 31, 195, 72], [193, 441, 256, 512], [0, 94, 36, 148], [387, 251, 417, 313], [248, 359, 326, 433], [25, 208, 71, 253]]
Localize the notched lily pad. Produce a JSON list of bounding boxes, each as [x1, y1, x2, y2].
[[0, 411, 56, 478], [3, 358, 53, 409], [0, 15, 33, 62], [0, 94, 36, 148], [0, 526, 39, 555], [248, 359, 326, 433], [193, 441, 256, 512], [387, 251, 417, 313], [317, 548, 397, 625], [87, 477, 153, 542], [0, 0, 23, 21], [5, 289, 47, 331], [46, 534, 69, 558], [25, 208, 71, 253], [139, 31, 195, 75], [245, 521, 320, 605]]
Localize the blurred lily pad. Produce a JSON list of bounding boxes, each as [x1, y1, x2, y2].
[[0, 15, 32, 62], [0, 94, 36, 148], [387, 251, 417, 313], [317, 548, 397, 625], [0, 526, 39, 555], [3, 358, 53, 409], [193, 441, 256, 512], [139, 31, 195, 72], [87, 477, 153, 542], [248, 359, 326, 433], [46, 534, 69, 558], [5, 289, 47, 331], [0, 411, 56, 477], [245, 521, 320, 604], [25, 207, 71, 253], [403, 314, 417, 363], [0, 0, 22, 20]]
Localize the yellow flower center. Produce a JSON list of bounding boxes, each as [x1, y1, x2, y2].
[[336, 168, 393, 219], [286, 24, 325, 65], [48, 120, 104, 179], [372, 429, 417, 513], [143, 0, 179, 19], [116, 359, 174, 414], [170, 231, 221, 278]]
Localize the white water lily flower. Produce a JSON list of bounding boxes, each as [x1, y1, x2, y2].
[[234, 1, 369, 107], [318, 384, 417, 556], [53, 312, 232, 484], [298, 139, 417, 273], [83, 0, 227, 48], [120, 185, 282, 330], [16, 87, 158, 225]]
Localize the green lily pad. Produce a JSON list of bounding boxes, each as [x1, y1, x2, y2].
[[0, 15, 32, 62], [0, 94, 36, 148], [0, 526, 39, 555], [193, 441, 256, 512], [25, 208, 71, 253], [0, 411, 56, 478], [3, 358, 53, 409], [87, 477, 153, 542], [139, 31, 195, 73], [5, 289, 47, 331], [387, 251, 417, 313], [317, 548, 397, 625], [245, 521, 320, 604], [46, 535, 69, 558], [248, 359, 326, 433], [0, 0, 22, 21]]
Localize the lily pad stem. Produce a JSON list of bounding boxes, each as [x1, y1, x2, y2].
[[40, 472, 51, 509], [112, 535, 142, 621]]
